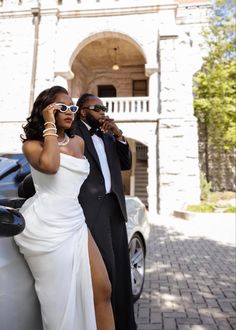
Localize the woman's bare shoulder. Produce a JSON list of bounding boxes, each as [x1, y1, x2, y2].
[[22, 140, 42, 156], [73, 135, 84, 146], [71, 135, 85, 155]]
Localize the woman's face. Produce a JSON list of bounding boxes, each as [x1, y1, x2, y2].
[[53, 93, 76, 130]]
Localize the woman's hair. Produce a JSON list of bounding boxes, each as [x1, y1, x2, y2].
[[21, 86, 74, 142]]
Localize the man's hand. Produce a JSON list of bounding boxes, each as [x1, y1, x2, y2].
[[100, 116, 124, 139]]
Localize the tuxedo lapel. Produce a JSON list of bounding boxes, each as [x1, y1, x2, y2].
[[77, 121, 102, 169], [103, 134, 113, 172]]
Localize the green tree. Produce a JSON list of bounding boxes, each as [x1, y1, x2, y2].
[[194, 0, 236, 150], [193, 0, 236, 152]]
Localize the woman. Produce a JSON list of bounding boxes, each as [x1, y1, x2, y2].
[[14, 86, 115, 330]]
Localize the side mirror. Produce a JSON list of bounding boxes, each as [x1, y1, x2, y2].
[[0, 206, 25, 237]]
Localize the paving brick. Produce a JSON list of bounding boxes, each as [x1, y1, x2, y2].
[[200, 316, 216, 325], [163, 318, 176, 329], [137, 318, 150, 324], [205, 299, 219, 308], [191, 326, 218, 330], [228, 316, 236, 327], [139, 308, 149, 317], [187, 310, 199, 319], [138, 325, 162, 330], [177, 326, 192, 330], [176, 318, 201, 325], [150, 312, 162, 323]]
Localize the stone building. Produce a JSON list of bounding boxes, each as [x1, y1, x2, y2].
[[0, 0, 211, 216]]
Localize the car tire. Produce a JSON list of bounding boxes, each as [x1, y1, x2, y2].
[[128, 233, 145, 302]]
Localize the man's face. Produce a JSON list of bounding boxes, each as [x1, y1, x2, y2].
[[80, 97, 107, 129]]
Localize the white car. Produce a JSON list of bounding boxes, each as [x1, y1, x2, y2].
[[125, 195, 150, 301], [0, 196, 149, 330]]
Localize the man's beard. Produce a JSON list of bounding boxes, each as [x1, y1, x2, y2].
[[84, 113, 101, 129]]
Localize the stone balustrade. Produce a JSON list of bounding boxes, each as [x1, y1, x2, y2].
[[74, 96, 156, 121]]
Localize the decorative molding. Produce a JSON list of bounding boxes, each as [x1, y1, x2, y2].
[[145, 64, 159, 76], [55, 70, 74, 80], [0, 7, 58, 18], [58, 4, 177, 19]]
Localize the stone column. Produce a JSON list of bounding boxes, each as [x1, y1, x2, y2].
[[145, 66, 159, 216], [147, 136, 158, 217], [145, 65, 159, 115], [33, 8, 58, 96], [158, 29, 200, 215]]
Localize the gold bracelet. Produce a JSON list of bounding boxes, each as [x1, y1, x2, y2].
[[43, 128, 57, 134], [43, 133, 58, 138], [44, 122, 56, 128]]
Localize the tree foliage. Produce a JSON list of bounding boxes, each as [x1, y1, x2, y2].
[[193, 0, 236, 151]]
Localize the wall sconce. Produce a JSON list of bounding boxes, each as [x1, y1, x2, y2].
[[112, 47, 120, 71]]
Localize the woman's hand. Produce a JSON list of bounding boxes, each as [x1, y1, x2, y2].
[[42, 103, 60, 124]]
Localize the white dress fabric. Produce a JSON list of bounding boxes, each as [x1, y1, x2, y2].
[[14, 153, 97, 330]]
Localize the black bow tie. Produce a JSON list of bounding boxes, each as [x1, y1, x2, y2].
[[89, 128, 104, 138]]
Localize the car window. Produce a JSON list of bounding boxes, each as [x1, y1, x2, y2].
[[0, 154, 30, 200], [0, 157, 19, 178], [125, 197, 141, 213]]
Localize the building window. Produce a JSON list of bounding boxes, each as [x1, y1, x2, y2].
[[98, 85, 116, 97], [133, 80, 147, 96]]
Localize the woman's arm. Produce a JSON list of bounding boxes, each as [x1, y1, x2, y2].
[[23, 138, 60, 174], [23, 104, 60, 174]]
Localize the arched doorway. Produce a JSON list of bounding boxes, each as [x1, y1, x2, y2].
[[70, 34, 147, 98], [70, 33, 150, 211]]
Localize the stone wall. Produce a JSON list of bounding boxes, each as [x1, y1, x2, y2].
[[0, 14, 33, 123], [157, 2, 209, 213], [0, 1, 211, 215], [198, 123, 236, 191]]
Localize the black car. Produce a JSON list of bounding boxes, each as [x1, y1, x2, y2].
[[0, 154, 30, 207]]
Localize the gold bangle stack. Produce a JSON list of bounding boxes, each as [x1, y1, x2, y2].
[[43, 122, 58, 138], [44, 122, 56, 128]]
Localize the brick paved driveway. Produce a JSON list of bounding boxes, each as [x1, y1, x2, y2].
[[134, 215, 236, 330]]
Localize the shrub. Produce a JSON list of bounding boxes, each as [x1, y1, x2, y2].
[[223, 206, 236, 213], [200, 171, 212, 201], [187, 203, 215, 213], [208, 191, 235, 203]]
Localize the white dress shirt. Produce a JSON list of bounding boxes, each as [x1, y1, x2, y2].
[[82, 121, 111, 193]]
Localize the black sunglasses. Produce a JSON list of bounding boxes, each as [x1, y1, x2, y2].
[[81, 104, 108, 113]]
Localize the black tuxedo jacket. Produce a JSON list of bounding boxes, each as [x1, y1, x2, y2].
[[74, 120, 132, 227]]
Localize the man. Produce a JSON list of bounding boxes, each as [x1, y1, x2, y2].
[[75, 93, 137, 330]]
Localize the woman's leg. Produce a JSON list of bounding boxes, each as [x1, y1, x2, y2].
[[88, 230, 115, 330]]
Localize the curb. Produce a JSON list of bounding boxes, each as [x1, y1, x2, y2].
[[173, 210, 236, 221]]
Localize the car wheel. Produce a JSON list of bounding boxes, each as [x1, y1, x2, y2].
[[129, 233, 145, 302]]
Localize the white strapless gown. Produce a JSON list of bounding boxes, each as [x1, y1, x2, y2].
[[15, 153, 97, 330]]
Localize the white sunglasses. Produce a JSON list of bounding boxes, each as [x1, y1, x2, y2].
[[56, 103, 79, 113]]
